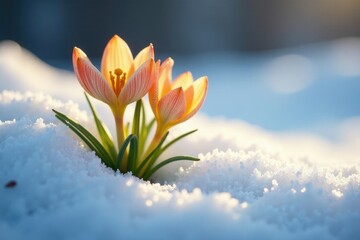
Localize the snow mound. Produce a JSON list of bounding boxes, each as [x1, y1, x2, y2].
[[0, 90, 88, 123], [177, 149, 360, 236], [0, 91, 359, 240], [1, 42, 360, 239]]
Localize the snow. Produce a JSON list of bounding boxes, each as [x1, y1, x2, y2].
[[1, 40, 360, 239]]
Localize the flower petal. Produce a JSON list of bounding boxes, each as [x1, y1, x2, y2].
[[158, 58, 173, 98], [157, 87, 186, 126], [134, 43, 154, 70], [177, 76, 208, 123], [76, 57, 117, 105], [127, 43, 154, 78], [101, 35, 134, 83], [119, 59, 155, 105], [72, 47, 87, 77], [149, 60, 161, 118], [172, 71, 194, 90], [171, 71, 194, 114], [149, 58, 173, 119], [184, 84, 194, 112]]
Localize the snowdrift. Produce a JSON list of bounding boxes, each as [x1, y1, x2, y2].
[[1, 41, 359, 239]]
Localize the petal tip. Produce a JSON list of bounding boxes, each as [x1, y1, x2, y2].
[[183, 71, 194, 81], [174, 86, 184, 93], [163, 57, 174, 67], [73, 47, 86, 57], [149, 43, 154, 55], [204, 76, 209, 83], [109, 34, 123, 45]]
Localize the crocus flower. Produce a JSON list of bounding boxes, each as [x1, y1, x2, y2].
[[72, 35, 157, 147], [148, 57, 208, 146]]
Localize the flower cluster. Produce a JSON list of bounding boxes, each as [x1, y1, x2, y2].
[[54, 35, 208, 181]]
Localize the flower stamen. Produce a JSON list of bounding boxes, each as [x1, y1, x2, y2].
[[109, 68, 127, 96]]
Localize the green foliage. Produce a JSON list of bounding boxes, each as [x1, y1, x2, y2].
[[84, 93, 117, 160], [52, 109, 116, 170], [53, 94, 199, 181]]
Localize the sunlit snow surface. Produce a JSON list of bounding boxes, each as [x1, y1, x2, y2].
[[1, 41, 360, 239]]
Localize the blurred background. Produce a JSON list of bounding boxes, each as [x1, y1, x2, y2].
[[1, 0, 360, 134], [2, 0, 360, 58]]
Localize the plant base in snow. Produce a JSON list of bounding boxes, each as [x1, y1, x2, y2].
[[53, 93, 199, 181]]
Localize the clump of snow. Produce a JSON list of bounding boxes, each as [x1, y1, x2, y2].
[[177, 149, 360, 236], [1, 41, 360, 239], [0, 103, 341, 239], [0, 90, 88, 123]]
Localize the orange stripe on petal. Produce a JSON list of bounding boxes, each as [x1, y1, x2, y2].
[[101, 35, 133, 84], [119, 59, 155, 105], [157, 87, 186, 125], [77, 58, 117, 105]]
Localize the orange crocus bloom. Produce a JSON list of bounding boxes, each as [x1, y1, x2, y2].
[[72, 35, 157, 147], [149, 57, 208, 143]]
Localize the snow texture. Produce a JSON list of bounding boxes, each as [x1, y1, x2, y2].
[[1, 41, 360, 239]]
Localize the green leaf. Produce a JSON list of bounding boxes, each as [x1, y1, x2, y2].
[[124, 122, 130, 138], [53, 109, 115, 169], [140, 100, 147, 134], [143, 155, 200, 180], [137, 101, 147, 158], [84, 93, 117, 161], [132, 100, 142, 137], [134, 131, 169, 177], [127, 135, 138, 172], [146, 119, 156, 133], [139, 118, 156, 157], [162, 129, 197, 153], [139, 130, 198, 179], [116, 134, 137, 171], [152, 129, 198, 163]]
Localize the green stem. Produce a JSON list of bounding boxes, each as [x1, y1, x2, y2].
[[114, 110, 125, 149], [139, 123, 170, 177], [112, 106, 127, 171]]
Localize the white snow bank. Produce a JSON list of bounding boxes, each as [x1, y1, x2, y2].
[[0, 41, 80, 102], [1, 41, 360, 239], [0, 98, 348, 240], [177, 149, 360, 236]]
